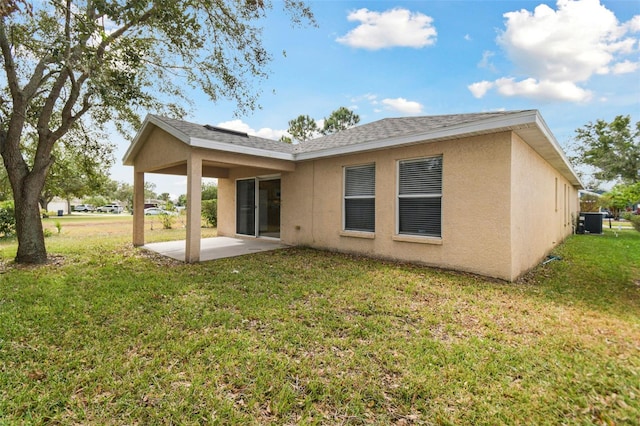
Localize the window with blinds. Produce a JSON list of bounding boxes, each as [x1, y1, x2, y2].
[[344, 164, 375, 232], [397, 156, 442, 237]]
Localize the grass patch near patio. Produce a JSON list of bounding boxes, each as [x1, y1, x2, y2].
[[0, 228, 638, 424]]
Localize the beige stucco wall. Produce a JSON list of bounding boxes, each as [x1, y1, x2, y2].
[[286, 133, 515, 279], [216, 131, 579, 281], [509, 133, 578, 280], [132, 127, 190, 172], [131, 122, 579, 280], [219, 132, 521, 279]]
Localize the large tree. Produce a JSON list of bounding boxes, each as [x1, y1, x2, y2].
[[0, 0, 314, 263], [321, 106, 360, 135], [572, 115, 640, 185], [284, 114, 318, 142], [281, 107, 359, 143]]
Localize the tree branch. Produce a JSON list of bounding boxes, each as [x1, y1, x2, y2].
[[0, 19, 20, 104], [95, 5, 158, 60]]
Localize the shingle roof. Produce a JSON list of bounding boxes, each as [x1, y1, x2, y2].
[[150, 111, 534, 156], [294, 110, 533, 154], [124, 109, 581, 187]]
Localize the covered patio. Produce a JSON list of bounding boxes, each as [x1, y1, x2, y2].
[[122, 115, 295, 262], [143, 237, 289, 262]]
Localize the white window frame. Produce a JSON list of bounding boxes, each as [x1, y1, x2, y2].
[[396, 156, 443, 239], [343, 163, 376, 233]]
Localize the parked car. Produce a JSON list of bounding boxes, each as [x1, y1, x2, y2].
[[97, 204, 123, 213], [601, 210, 614, 218], [144, 207, 178, 216], [73, 204, 95, 212]]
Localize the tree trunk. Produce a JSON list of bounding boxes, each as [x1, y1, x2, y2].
[[14, 184, 47, 263], [2, 146, 50, 264]]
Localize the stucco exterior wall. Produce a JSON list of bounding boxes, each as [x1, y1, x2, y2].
[[285, 133, 510, 278], [215, 131, 579, 281], [509, 134, 579, 280], [282, 132, 516, 280], [131, 127, 190, 172], [217, 177, 235, 237]]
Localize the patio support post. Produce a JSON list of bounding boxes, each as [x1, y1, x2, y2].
[[185, 153, 203, 262], [133, 170, 145, 247]]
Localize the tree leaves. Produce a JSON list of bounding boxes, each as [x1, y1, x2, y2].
[[286, 114, 317, 142], [1, 0, 314, 262], [282, 107, 360, 143], [572, 115, 640, 185], [321, 106, 360, 136]]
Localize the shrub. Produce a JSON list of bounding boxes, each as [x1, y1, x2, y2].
[[159, 213, 175, 230], [620, 212, 640, 233], [202, 199, 217, 227], [0, 201, 16, 237]]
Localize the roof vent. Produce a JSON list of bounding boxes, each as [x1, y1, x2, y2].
[[203, 124, 248, 137]]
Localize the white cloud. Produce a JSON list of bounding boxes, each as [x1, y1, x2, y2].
[[612, 60, 639, 74], [478, 50, 497, 72], [494, 77, 592, 102], [349, 93, 378, 104], [216, 119, 287, 141], [351, 93, 423, 115], [381, 98, 423, 115], [468, 81, 494, 98], [469, 0, 640, 102], [336, 8, 437, 50], [623, 14, 640, 32]]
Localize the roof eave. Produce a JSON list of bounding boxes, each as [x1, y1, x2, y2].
[[294, 110, 582, 189], [124, 111, 583, 189], [527, 111, 583, 188], [190, 138, 294, 161], [294, 110, 541, 161]]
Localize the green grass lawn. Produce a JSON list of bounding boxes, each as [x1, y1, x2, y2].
[[0, 223, 638, 424]]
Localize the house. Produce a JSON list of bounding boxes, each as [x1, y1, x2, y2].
[[46, 197, 71, 215], [123, 110, 582, 281]]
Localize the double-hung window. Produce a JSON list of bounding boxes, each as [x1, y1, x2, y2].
[[344, 164, 375, 233], [397, 156, 442, 238]]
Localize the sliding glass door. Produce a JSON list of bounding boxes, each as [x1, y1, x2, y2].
[[236, 179, 256, 236], [236, 177, 280, 238], [258, 179, 281, 238]]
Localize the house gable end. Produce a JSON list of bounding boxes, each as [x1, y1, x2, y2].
[[130, 126, 191, 173]]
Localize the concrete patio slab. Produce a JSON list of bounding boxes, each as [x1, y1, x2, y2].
[[143, 237, 289, 262]]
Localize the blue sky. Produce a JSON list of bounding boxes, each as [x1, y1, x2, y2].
[[114, 0, 640, 196]]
